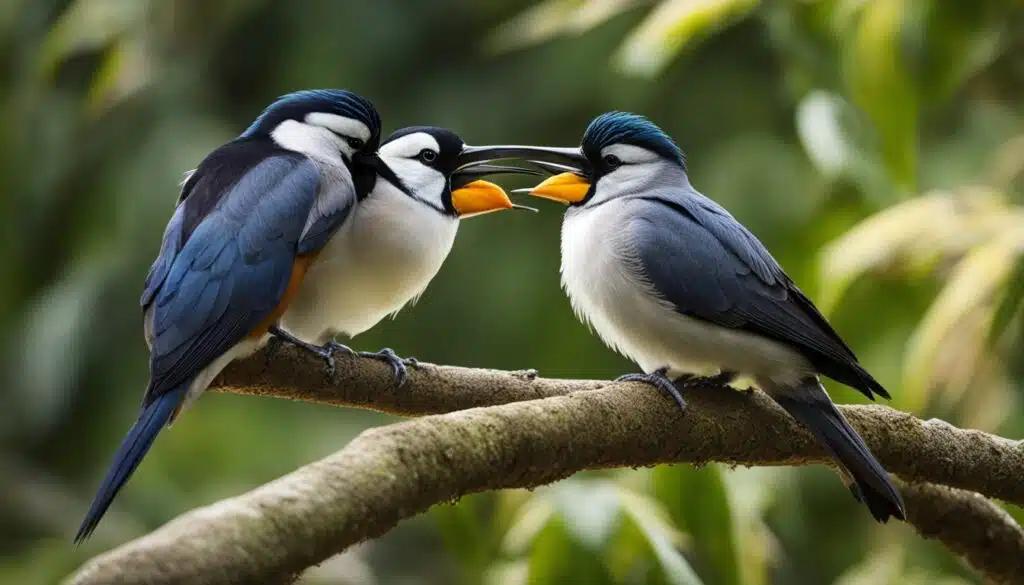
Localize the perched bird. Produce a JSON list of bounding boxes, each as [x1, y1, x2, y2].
[[273, 125, 537, 381], [513, 112, 906, 523], [74, 90, 521, 542]]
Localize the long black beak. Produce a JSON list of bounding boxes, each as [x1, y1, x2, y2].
[[456, 145, 589, 170], [449, 161, 543, 190]]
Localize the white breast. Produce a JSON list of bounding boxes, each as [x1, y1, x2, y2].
[[281, 184, 458, 343], [560, 201, 810, 383]]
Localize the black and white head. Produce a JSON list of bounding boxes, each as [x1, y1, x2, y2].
[[509, 112, 687, 207], [242, 89, 382, 194], [373, 126, 525, 219]]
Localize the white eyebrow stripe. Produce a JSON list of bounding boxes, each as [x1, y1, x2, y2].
[[379, 132, 440, 158], [305, 112, 371, 142]]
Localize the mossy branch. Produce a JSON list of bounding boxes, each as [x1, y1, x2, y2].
[[65, 345, 1024, 585]]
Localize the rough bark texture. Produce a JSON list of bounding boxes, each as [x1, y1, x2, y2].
[[65, 345, 1024, 585], [902, 482, 1024, 585]]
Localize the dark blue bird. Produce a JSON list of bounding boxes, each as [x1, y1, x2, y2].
[[516, 111, 906, 523], [74, 89, 383, 543]]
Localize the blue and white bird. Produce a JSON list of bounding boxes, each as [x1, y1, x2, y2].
[[75, 90, 523, 542], [514, 112, 906, 523]]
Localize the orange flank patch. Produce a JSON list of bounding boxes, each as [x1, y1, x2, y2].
[[248, 251, 320, 339]]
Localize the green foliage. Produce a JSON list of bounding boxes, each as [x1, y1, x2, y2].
[[2, 0, 1023, 584]]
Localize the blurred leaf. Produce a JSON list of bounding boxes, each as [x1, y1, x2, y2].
[[433, 496, 492, 579], [986, 253, 1024, 348], [818, 188, 1015, 314], [502, 493, 556, 557], [903, 238, 1020, 409], [39, 0, 151, 78], [652, 465, 739, 585], [526, 516, 617, 585], [86, 37, 152, 115], [618, 487, 704, 585], [796, 90, 854, 179], [844, 0, 918, 192], [613, 0, 759, 78], [549, 481, 622, 550], [902, 0, 1007, 104], [486, 0, 640, 54], [819, 192, 949, 315], [833, 547, 904, 585]]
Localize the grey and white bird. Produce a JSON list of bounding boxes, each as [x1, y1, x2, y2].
[[511, 112, 906, 523], [273, 125, 536, 381]]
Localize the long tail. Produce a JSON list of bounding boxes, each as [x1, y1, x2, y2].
[[768, 378, 906, 523], [74, 384, 188, 543]]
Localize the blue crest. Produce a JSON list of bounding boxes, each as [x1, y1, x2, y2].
[[582, 112, 684, 166], [241, 89, 382, 147]]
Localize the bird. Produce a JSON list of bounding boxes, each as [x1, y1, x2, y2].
[[511, 111, 906, 523], [75, 89, 384, 542], [75, 88, 533, 541], [272, 125, 539, 383]]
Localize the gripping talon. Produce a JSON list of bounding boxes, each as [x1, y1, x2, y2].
[[357, 347, 412, 387], [616, 367, 687, 410], [268, 325, 339, 376]]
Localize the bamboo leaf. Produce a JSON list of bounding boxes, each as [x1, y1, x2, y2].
[[486, 0, 639, 54], [903, 238, 1019, 410], [613, 0, 759, 78]]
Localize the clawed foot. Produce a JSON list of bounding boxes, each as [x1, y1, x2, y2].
[[616, 367, 687, 410], [355, 347, 421, 387], [681, 370, 738, 388], [268, 325, 339, 376]]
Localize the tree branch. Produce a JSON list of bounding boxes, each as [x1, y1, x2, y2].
[[901, 482, 1024, 584], [65, 345, 1024, 585]]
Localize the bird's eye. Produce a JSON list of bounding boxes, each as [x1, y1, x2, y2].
[[603, 154, 622, 169], [347, 137, 365, 150], [418, 149, 438, 164]]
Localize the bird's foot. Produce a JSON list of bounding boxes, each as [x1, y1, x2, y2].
[[268, 325, 339, 376], [681, 370, 738, 388], [616, 367, 687, 410], [356, 347, 420, 387]]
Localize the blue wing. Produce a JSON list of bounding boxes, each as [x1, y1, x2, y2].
[[78, 143, 348, 541], [629, 193, 888, 400], [142, 146, 323, 404]]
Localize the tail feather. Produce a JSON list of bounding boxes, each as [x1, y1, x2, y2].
[[74, 385, 188, 543], [771, 380, 906, 523]]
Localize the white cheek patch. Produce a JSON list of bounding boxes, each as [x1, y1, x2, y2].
[[378, 154, 446, 208], [379, 132, 440, 159], [271, 119, 347, 162], [305, 113, 370, 143], [590, 164, 652, 206]]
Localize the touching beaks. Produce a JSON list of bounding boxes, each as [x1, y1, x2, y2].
[[451, 180, 515, 218], [451, 144, 590, 209], [456, 145, 588, 169], [520, 172, 592, 205]]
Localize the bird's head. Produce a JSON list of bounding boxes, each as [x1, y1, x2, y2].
[[242, 89, 382, 195], [511, 112, 686, 208], [373, 126, 541, 219]]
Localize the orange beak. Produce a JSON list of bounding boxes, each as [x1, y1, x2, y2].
[[526, 172, 591, 204], [451, 180, 514, 218]]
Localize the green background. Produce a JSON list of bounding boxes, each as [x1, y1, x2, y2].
[[2, 1, 1022, 584]]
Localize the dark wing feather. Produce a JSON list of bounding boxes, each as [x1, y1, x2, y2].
[[142, 151, 321, 406], [141, 139, 301, 312], [630, 194, 888, 399]]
